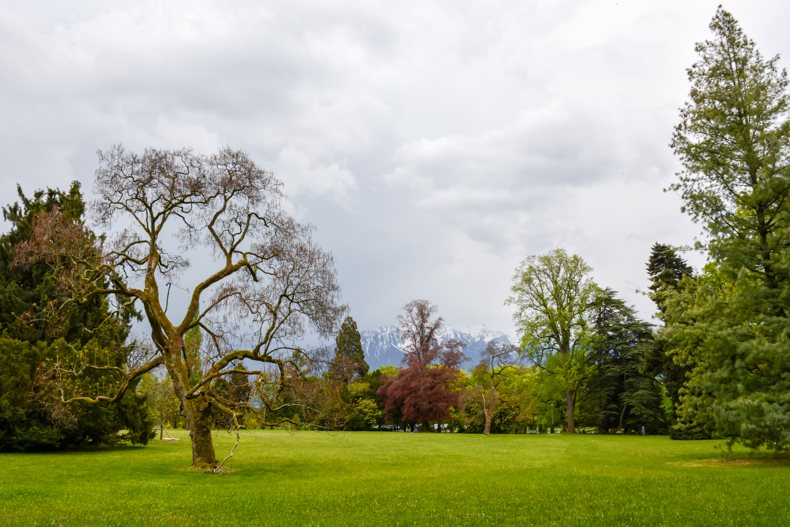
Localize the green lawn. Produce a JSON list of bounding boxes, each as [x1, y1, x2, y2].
[[1, 431, 787, 526]]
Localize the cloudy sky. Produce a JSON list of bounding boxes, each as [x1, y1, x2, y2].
[[2, 0, 789, 336]]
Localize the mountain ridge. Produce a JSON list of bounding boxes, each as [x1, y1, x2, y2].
[[360, 325, 513, 371]]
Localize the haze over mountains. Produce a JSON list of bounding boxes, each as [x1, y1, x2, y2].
[[360, 326, 513, 370]]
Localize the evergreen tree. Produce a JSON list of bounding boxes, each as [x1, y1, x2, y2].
[[330, 316, 368, 382], [0, 183, 149, 450], [646, 243, 693, 317], [580, 289, 665, 434], [667, 7, 790, 450], [646, 243, 696, 432]]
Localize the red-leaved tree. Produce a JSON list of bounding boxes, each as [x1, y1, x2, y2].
[[379, 300, 465, 431]]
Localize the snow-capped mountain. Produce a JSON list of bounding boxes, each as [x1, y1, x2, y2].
[[360, 326, 513, 371]]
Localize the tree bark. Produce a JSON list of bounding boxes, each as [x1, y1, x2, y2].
[[164, 337, 218, 470], [184, 396, 217, 469], [566, 390, 575, 433], [483, 388, 496, 436], [618, 404, 627, 431]]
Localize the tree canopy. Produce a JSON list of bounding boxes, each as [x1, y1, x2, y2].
[[29, 147, 344, 468], [507, 248, 599, 433], [581, 289, 664, 434]]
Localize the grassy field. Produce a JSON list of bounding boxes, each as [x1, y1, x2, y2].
[[1, 431, 787, 526]]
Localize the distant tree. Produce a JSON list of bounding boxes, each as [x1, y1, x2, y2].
[[493, 366, 540, 433], [210, 367, 254, 429], [345, 380, 384, 430], [378, 300, 466, 431], [507, 249, 599, 433], [464, 365, 541, 434], [667, 7, 790, 450], [473, 341, 518, 435], [0, 183, 149, 451], [22, 147, 344, 469], [139, 372, 181, 439], [646, 243, 693, 317], [397, 300, 444, 368], [263, 352, 325, 430], [329, 316, 368, 383]]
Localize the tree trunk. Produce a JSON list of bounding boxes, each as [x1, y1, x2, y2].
[[482, 392, 492, 436], [618, 404, 627, 431], [482, 386, 494, 435], [566, 390, 575, 433], [164, 339, 218, 470], [184, 396, 217, 469]]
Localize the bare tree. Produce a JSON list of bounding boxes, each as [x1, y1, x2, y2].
[[397, 299, 444, 370], [474, 341, 518, 435], [44, 146, 343, 469]]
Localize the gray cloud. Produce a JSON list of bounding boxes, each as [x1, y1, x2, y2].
[[1, 0, 787, 335]]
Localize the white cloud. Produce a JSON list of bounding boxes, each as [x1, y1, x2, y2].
[[274, 145, 357, 208]]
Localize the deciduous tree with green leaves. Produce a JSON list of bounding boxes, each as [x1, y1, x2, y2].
[[507, 248, 599, 433], [472, 340, 518, 435]]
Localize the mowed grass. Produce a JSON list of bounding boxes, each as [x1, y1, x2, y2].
[[1, 431, 788, 526]]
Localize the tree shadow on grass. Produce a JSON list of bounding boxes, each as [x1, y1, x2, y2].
[[672, 452, 790, 469], [1, 443, 147, 455]]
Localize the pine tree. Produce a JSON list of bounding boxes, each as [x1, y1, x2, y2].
[[667, 7, 790, 450], [645, 243, 697, 433]]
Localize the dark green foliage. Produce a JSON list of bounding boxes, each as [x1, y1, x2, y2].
[[0, 337, 151, 450], [646, 243, 696, 432], [330, 316, 368, 382], [579, 289, 666, 434], [667, 7, 790, 450], [646, 243, 693, 317], [0, 183, 150, 451]]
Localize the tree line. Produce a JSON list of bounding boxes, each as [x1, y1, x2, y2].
[[0, 6, 787, 467], [135, 290, 668, 438]]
